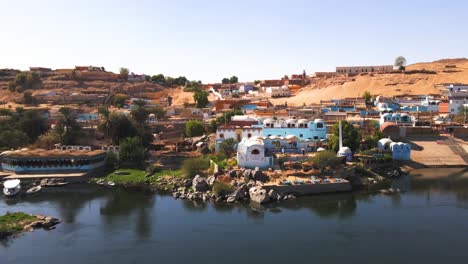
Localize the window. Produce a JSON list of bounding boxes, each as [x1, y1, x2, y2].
[[300, 134, 303, 138], [251, 149, 260, 155], [219, 133, 224, 138], [316, 122, 324, 129], [314, 136, 318, 140], [247, 133, 252, 138]]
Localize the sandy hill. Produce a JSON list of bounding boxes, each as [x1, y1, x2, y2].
[[270, 58, 468, 106]]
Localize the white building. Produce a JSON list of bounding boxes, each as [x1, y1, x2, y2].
[[264, 86, 290, 98], [446, 84, 468, 114], [237, 137, 273, 169], [377, 138, 411, 160], [215, 126, 262, 152]]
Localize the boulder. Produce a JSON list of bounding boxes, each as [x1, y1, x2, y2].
[[226, 196, 236, 203], [215, 196, 225, 203], [243, 169, 252, 182], [268, 189, 279, 201], [207, 175, 216, 186], [246, 180, 256, 188], [252, 169, 269, 182], [249, 186, 270, 204], [192, 175, 210, 192], [183, 179, 192, 188], [229, 170, 238, 178]]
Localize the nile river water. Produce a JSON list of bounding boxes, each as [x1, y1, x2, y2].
[[1, 168, 468, 264]]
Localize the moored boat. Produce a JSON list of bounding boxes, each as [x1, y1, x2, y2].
[[3, 179, 21, 197], [26, 185, 42, 195]]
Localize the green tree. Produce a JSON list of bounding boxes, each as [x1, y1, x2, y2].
[[34, 131, 60, 149], [15, 73, 28, 87], [185, 120, 205, 137], [193, 90, 209, 108], [311, 151, 341, 174], [55, 107, 81, 145], [112, 94, 129, 108], [108, 112, 137, 145], [218, 138, 237, 157], [148, 106, 166, 120], [8, 81, 16, 92], [221, 78, 230, 84], [174, 76, 188, 86], [0, 130, 29, 150], [17, 109, 49, 143], [328, 121, 361, 152], [362, 91, 372, 104], [131, 99, 149, 124], [119, 67, 129, 80], [229, 76, 238, 84], [181, 157, 210, 178], [216, 109, 243, 124], [151, 74, 165, 83], [119, 136, 146, 166], [254, 80, 261, 85], [97, 106, 111, 139], [394, 56, 407, 71], [208, 119, 217, 133]]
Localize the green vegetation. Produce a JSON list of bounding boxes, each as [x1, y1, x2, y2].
[[361, 130, 384, 151], [208, 119, 217, 133], [9, 72, 41, 92], [119, 67, 129, 80], [453, 106, 467, 124], [193, 90, 209, 108], [216, 109, 243, 124], [362, 90, 372, 104], [55, 107, 82, 145], [311, 151, 342, 174], [221, 76, 238, 84], [103, 168, 183, 186], [218, 138, 237, 157], [0, 212, 36, 238], [181, 157, 210, 178], [0, 108, 49, 150], [212, 181, 234, 197], [150, 74, 188, 87], [328, 120, 362, 152], [185, 120, 205, 137], [119, 137, 146, 167], [112, 94, 129, 108], [395, 56, 407, 71]]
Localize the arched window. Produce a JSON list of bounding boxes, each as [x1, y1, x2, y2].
[[219, 133, 224, 138], [247, 133, 252, 138], [316, 122, 323, 129], [251, 149, 260, 155]]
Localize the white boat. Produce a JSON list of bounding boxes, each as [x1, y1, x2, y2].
[[107, 181, 115, 186], [3, 179, 21, 197], [26, 185, 42, 195]]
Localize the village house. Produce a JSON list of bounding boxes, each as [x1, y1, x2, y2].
[[445, 84, 468, 114], [264, 86, 290, 98], [236, 137, 273, 169], [336, 65, 394, 74]]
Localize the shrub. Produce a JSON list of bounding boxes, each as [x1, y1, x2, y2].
[[181, 157, 210, 178], [185, 120, 205, 137], [212, 181, 234, 197]]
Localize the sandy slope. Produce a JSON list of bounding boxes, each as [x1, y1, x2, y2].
[[270, 58, 468, 106]]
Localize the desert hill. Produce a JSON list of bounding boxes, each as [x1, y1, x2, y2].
[[270, 58, 468, 106]]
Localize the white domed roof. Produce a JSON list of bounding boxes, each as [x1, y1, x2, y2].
[[263, 118, 274, 125], [338, 147, 351, 156], [314, 119, 324, 123], [298, 119, 308, 124], [286, 119, 296, 124]]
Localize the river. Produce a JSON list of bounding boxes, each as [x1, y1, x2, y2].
[[1, 168, 468, 264]]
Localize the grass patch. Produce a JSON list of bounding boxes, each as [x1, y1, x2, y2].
[[104, 169, 184, 186], [0, 212, 36, 236]]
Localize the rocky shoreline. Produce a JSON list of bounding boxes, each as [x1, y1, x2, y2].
[[0, 213, 60, 240]]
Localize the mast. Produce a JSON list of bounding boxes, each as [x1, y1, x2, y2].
[[339, 120, 343, 150]]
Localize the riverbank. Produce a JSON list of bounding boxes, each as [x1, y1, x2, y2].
[[0, 212, 60, 240]]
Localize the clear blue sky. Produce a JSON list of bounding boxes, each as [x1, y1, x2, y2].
[[0, 0, 466, 83]]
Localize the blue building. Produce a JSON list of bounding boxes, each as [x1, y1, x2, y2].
[[255, 118, 327, 141]]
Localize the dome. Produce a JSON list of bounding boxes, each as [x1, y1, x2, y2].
[[376, 95, 382, 103], [317, 147, 326, 152], [286, 119, 296, 124], [314, 119, 324, 123], [381, 113, 391, 118], [338, 147, 352, 157], [392, 113, 400, 117], [285, 135, 296, 140], [298, 119, 308, 124], [263, 118, 274, 125], [269, 135, 280, 139]]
